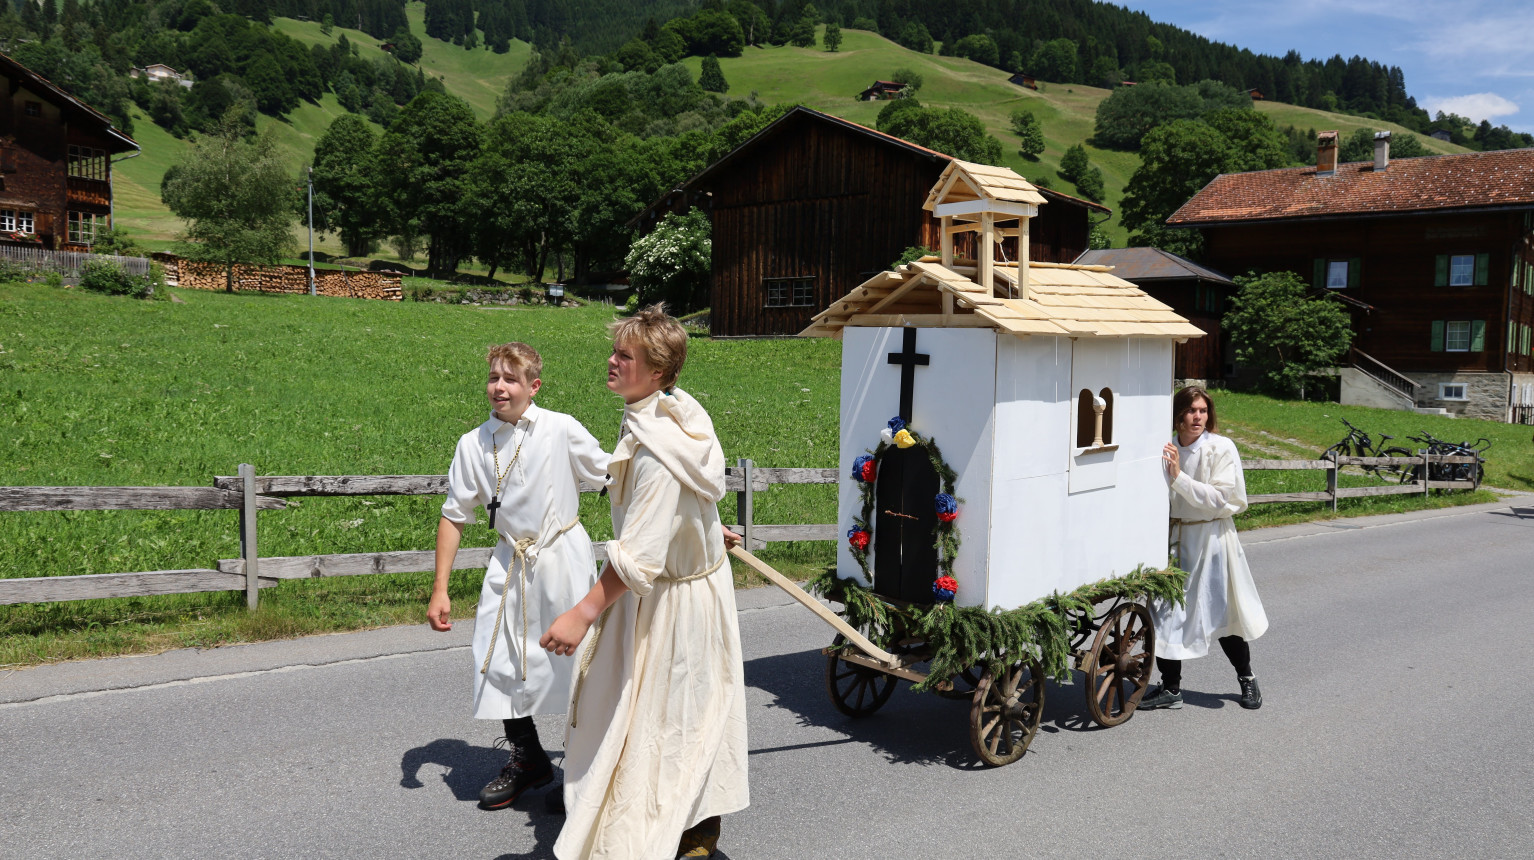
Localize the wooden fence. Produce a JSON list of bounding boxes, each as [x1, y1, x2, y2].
[[0, 244, 151, 277], [0, 453, 1478, 608]]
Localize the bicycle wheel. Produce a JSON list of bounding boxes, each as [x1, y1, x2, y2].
[[1380, 447, 1415, 483]]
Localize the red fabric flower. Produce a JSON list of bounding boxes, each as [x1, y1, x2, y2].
[[848, 530, 870, 551], [860, 459, 877, 482]]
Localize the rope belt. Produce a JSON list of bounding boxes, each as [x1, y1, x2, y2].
[[568, 550, 728, 727], [481, 515, 582, 680]]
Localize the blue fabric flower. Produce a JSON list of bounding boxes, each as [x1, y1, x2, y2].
[[886, 416, 906, 433], [935, 493, 958, 523], [851, 454, 875, 482]]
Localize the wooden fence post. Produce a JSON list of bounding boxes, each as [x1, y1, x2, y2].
[[239, 463, 260, 610], [1422, 451, 1432, 497], [736, 458, 754, 552], [1326, 451, 1338, 513]]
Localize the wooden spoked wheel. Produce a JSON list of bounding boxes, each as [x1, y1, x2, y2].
[[825, 634, 898, 717], [968, 658, 1044, 767], [1084, 602, 1155, 727]]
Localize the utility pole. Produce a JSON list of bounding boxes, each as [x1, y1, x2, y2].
[[307, 166, 316, 296]]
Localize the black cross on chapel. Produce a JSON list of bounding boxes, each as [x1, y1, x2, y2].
[[887, 327, 929, 423]]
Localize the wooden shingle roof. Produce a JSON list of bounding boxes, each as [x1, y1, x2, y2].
[[801, 258, 1205, 340], [923, 159, 1048, 211]]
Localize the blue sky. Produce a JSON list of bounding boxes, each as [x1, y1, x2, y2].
[[1115, 0, 1534, 134]]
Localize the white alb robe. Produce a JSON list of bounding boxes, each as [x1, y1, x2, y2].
[[556, 388, 750, 860], [1152, 431, 1268, 660], [441, 402, 609, 719]]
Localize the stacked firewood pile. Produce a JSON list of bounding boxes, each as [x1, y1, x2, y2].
[[169, 257, 403, 300]]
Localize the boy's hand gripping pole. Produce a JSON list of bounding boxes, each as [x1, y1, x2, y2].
[[726, 545, 899, 669]]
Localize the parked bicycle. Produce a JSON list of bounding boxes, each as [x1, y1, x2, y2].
[[1324, 418, 1415, 480], [1400, 432, 1490, 487]]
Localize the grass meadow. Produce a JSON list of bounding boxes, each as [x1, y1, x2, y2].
[[2, 283, 1526, 665]]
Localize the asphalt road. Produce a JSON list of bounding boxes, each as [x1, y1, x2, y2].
[[3, 496, 1533, 859]]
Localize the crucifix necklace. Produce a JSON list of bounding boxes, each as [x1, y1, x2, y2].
[[486, 421, 526, 529]]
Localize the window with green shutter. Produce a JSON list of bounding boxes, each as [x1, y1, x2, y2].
[[1435, 255, 1449, 287], [1475, 252, 1490, 285], [1430, 320, 1446, 351], [1450, 254, 1475, 286], [1313, 258, 1326, 289], [1470, 319, 1486, 351]]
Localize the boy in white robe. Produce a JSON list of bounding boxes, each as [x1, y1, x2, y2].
[[541, 305, 749, 860], [429, 342, 610, 809], [1142, 386, 1268, 711]]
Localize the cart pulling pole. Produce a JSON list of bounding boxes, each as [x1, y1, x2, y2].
[[727, 545, 900, 668]]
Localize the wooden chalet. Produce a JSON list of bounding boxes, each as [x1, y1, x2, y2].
[[0, 52, 138, 251], [630, 106, 1110, 337], [1246, 88, 1264, 100], [1007, 72, 1038, 90], [858, 80, 908, 100], [1169, 131, 1534, 421], [1074, 247, 1235, 382]]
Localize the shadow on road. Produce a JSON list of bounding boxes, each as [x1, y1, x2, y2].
[[401, 738, 567, 858]]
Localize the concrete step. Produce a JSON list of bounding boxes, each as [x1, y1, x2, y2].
[[1412, 406, 1453, 417]]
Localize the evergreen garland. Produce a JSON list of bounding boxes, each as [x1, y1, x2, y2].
[[811, 564, 1188, 692], [847, 418, 962, 601]]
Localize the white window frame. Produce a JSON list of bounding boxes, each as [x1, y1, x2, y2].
[[1438, 382, 1468, 401], [1445, 320, 1471, 352], [1326, 260, 1349, 289], [18, 210, 33, 234], [68, 211, 97, 244], [0, 209, 14, 232], [1449, 254, 1475, 287]]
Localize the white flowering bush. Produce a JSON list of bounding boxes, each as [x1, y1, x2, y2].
[[624, 209, 711, 312]]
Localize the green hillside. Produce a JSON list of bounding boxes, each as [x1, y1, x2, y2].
[[687, 26, 1471, 245], [109, 17, 1471, 251]]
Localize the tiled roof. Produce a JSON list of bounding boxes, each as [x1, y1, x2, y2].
[[801, 258, 1205, 340], [1168, 148, 1534, 226], [1074, 247, 1234, 285]]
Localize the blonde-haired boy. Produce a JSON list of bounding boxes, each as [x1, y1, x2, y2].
[[430, 342, 609, 809], [542, 305, 749, 859]]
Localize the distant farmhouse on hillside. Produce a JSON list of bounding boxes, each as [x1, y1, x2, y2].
[[1169, 131, 1534, 422], [858, 80, 908, 101], [630, 106, 1109, 337], [1007, 72, 1038, 91], [0, 52, 139, 251], [129, 64, 192, 88]]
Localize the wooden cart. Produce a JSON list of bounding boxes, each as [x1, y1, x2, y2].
[[732, 546, 1158, 767]]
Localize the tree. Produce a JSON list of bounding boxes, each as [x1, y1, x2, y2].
[[390, 27, 423, 64], [1119, 119, 1235, 256], [468, 112, 591, 281], [1092, 81, 1204, 149], [952, 34, 998, 68], [1059, 143, 1104, 203], [160, 111, 296, 293], [788, 14, 816, 48], [699, 54, 728, 93], [321, 14, 333, 36], [1339, 127, 1427, 162], [878, 103, 1004, 164], [1202, 108, 1291, 171], [625, 208, 711, 312], [375, 90, 481, 276], [1010, 108, 1044, 159], [1223, 270, 1353, 396], [308, 115, 382, 258], [1029, 38, 1079, 83], [891, 67, 923, 96], [896, 21, 932, 54], [823, 21, 841, 52]]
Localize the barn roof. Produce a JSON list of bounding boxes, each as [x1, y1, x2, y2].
[[627, 107, 1108, 228], [1167, 147, 1534, 226], [1073, 247, 1235, 285], [801, 258, 1205, 340], [0, 51, 138, 154]]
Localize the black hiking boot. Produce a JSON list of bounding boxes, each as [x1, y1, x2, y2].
[[1238, 676, 1263, 710], [479, 737, 554, 810]]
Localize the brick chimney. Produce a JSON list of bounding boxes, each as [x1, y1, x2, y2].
[[1373, 130, 1391, 170], [1317, 131, 1338, 175]]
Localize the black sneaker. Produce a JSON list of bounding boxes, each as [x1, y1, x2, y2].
[[1238, 676, 1263, 710], [479, 738, 554, 809], [1139, 684, 1183, 710]]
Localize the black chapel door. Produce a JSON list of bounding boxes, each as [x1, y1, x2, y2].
[[873, 446, 941, 603]]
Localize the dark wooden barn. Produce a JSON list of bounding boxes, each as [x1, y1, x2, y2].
[[1168, 133, 1534, 421], [630, 106, 1108, 337], [1075, 247, 1234, 381]]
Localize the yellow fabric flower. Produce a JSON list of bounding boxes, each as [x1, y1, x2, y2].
[[894, 429, 916, 449]]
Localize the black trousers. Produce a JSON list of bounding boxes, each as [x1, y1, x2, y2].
[[1155, 636, 1252, 692]]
